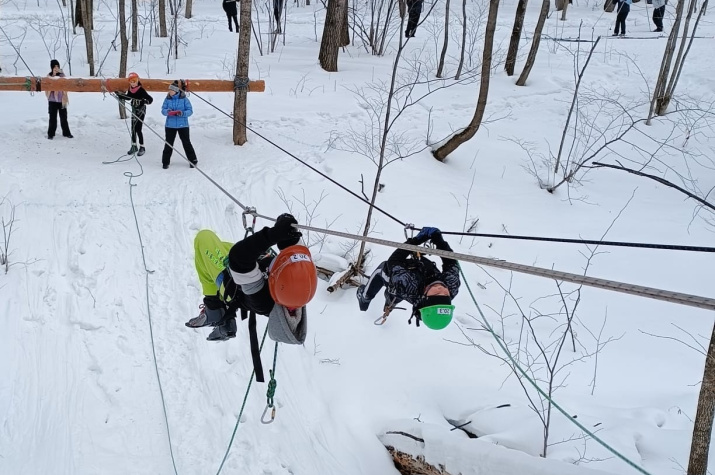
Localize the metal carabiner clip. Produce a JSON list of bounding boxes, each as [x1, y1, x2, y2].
[[261, 404, 276, 424], [404, 223, 415, 240], [242, 207, 257, 235]]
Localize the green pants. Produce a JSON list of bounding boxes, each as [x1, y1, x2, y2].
[[194, 229, 234, 296]]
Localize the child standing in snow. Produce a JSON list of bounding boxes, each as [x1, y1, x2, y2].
[[45, 59, 73, 140], [160, 80, 198, 169], [613, 0, 632, 36], [115, 72, 153, 156]]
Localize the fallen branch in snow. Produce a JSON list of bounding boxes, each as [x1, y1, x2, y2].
[[383, 445, 455, 475]]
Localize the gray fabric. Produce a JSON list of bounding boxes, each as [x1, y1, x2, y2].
[[268, 305, 307, 345], [240, 278, 265, 296]]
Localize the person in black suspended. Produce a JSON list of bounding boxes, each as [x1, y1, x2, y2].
[[404, 0, 423, 38], [222, 0, 239, 32], [356, 227, 460, 330], [115, 72, 153, 156]]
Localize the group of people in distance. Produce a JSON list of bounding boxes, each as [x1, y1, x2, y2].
[[44, 60, 198, 169]]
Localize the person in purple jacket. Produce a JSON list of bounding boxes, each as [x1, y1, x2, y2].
[[45, 59, 73, 140], [160, 80, 198, 169]]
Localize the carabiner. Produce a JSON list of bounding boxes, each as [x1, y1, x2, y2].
[[404, 223, 415, 240], [261, 404, 276, 424], [242, 207, 257, 235]]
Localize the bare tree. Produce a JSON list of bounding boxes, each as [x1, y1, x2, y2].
[[432, 0, 499, 161], [505, 0, 527, 76], [119, 0, 129, 119], [649, 0, 708, 119], [319, 0, 347, 71], [185, 0, 193, 18], [79, 0, 95, 75], [233, 0, 253, 144], [0, 197, 16, 275], [454, 0, 467, 79], [159, 0, 168, 36], [688, 323, 715, 475], [131, 0, 138, 51], [436, 0, 450, 78], [515, 0, 548, 86]]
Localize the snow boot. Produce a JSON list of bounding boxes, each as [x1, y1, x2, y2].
[[127, 144, 138, 155], [186, 297, 226, 328], [207, 318, 237, 341], [137, 146, 146, 156]]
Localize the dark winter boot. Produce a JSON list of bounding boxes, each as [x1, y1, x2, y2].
[[137, 146, 146, 156], [127, 144, 138, 155], [207, 318, 237, 341], [356, 285, 371, 312]]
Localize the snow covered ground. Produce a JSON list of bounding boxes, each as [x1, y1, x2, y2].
[[1, 0, 714, 473]]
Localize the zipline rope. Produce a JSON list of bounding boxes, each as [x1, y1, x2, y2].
[[189, 91, 407, 227], [458, 265, 654, 475], [430, 229, 715, 253]]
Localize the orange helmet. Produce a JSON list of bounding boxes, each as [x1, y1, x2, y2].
[[268, 245, 318, 308], [128, 72, 139, 81]]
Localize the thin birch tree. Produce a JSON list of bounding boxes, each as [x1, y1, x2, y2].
[[515, 0, 548, 86], [436, 0, 451, 78], [131, 0, 138, 51], [688, 322, 715, 475], [159, 0, 168, 36], [119, 0, 129, 119], [505, 0, 527, 76]]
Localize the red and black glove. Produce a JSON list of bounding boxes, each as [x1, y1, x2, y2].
[[168, 110, 182, 116]]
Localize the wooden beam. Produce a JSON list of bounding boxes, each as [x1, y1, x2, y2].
[[0, 77, 265, 93]]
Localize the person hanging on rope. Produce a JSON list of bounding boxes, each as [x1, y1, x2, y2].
[[356, 227, 460, 329], [114, 72, 154, 156], [186, 213, 317, 344]]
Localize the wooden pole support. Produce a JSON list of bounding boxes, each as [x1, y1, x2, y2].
[[0, 77, 265, 93]]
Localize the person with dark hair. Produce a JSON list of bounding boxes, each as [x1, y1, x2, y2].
[[115, 72, 153, 156], [404, 0, 423, 38], [652, 0, 666, 32], [46, 59, 73, 139], [613, 0, 632, 36], [222, 0, 239, 32], [160, 80, 198, 169], [356, 227, 461, 330], [186, 213, 317, 345]]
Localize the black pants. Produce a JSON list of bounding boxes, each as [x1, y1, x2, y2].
[[614, 3, 630, 34], [362, 262, 402, 309], [227, 14, 238, 31], [405, 3, 422, 37], [48, 102, 71, 137], [132, 111, 145, 145], [653, 5, 665, 30], [162, 127, 198, 165]]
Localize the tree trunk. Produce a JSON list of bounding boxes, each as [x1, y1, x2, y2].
[[648, 0, 687, 121], [515, 0, 549, 86], [319, 0, 346, 72], [505, 0, 528, 76], [233, 0, 253, 145], [185, 0, 193, 18], [341, 0, 350, 46], [80, 0, 95, 75], [432, 0, 499, 161], [560, 0, 569, 19], [687, 322, 715, 475], [131, 0, 138, 51], [159, 0, 168, 37], [75, 0, 92, 28], [455, 0, 467, 79], [119, 0, 129, 119], [436, 0, 451, 78]]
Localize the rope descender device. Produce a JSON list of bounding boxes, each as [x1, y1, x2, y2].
[[261, 370, 277, 424], [242, 207, 257, 237]]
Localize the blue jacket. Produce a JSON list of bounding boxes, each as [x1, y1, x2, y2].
[[161, 93, 193, 128]]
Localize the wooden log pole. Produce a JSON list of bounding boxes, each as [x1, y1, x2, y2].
[[0, 77, 265, 93]]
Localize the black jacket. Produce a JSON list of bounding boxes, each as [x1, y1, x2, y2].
[[223, 0, 238, 16], [215, 227, 279, 317], [384, 234, 460, 308], [116, 82, 153, 115]]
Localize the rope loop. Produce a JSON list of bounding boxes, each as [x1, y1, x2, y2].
[[234, 76, 250, 91]]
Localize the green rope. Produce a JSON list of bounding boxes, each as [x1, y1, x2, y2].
[[457, 264, 653, 475], [215, 325, 270, 475], [266, 342, 279, 407]]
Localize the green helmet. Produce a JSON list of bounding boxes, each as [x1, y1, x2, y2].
[[419, 303, 455, 330]]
